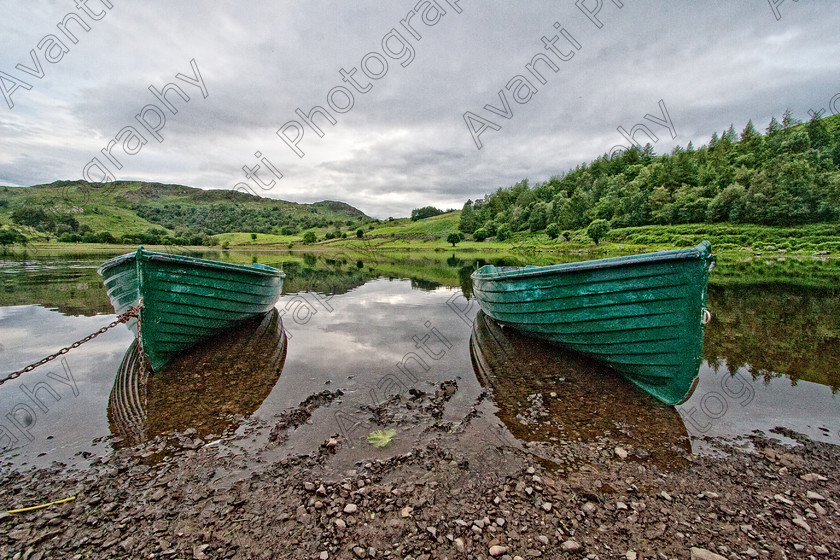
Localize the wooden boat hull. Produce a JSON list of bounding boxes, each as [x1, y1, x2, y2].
[[108, 309, 287, 446], [470, 241, 715, 405], [98, 247, 284, 371]]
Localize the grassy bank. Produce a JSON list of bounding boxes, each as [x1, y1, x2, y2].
[[5, 206, 838, 260], [282, 212, 839, 256]]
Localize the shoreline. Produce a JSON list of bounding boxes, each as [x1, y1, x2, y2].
[[1, 383, 838, 560]]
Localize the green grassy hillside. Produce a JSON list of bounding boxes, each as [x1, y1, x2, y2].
[[0, 180, 372, 246]]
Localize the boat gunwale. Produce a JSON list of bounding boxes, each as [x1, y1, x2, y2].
[[97, 247, 285, 279], [471, 241, 714, 282]]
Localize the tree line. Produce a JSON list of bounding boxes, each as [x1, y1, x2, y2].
[[459, 111, 840, 237]]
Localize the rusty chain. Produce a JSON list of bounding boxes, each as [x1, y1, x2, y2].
[[0, 305, 143, 387]]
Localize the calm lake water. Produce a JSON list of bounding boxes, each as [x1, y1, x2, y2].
[[1, 248, 838, 473]]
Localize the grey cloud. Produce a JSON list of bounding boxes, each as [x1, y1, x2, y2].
[[2, 1, 839, 217]]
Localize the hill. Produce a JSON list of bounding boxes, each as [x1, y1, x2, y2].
[[458, 111, 840, 237], [0, 180, 372, 245]]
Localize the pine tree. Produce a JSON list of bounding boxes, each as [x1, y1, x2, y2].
[[806, 111, 830, 149], [766, 116, 782, 135], [740, 120, 759, 142], [781, 109, 801, 129], [724, 124, 738, 142], [458, 201, 477, 234]]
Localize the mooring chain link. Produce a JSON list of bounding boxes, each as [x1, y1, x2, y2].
[[0, 305, 143, 387]]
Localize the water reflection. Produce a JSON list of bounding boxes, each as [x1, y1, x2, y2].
[[108, 310, 287, 446], [703, 284, 840, 390], [2, 250, 839, 471], [0, 257, 112, 316], [470, 311, 691, 469]]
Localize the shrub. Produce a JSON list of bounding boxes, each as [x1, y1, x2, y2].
[[303, 232, 317, 244], [496, 225, 512, 241], [545, 223, 560, 239], [587, 219, 610, 245], [473, 228, 489, 241]]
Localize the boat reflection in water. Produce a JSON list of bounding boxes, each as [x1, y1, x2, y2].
[[108, 309, 287, 447], [470, 311, 691, 470]]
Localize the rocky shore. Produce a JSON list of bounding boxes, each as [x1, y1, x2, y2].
[[1, 385, 838, 560]]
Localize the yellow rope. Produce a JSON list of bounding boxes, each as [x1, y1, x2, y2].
[[6, 495, 75, 514]]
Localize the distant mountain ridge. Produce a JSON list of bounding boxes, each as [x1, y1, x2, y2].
[[0, 180, 372, 243]]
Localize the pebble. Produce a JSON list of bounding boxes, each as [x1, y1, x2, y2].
[[537, 536, 549, 545], [743, 548, 759, 558], [344, 503, 358, 514], [813, 502, 827, 515], [454, 538, 465, 553], [353, 546, 367, 558], [806, 491, 826, 501], [334, 518, 347, 530], [616, 501, 628, 510], [800, 472, 827, 482], [426, 526, 437, 538], [319, 552, 329, 560], [561, 540, 582, 552], [773, 494, 794, 506], [614, 446, 628, 459], [690, 547, 728, 560], [625, 552, 637, 560], [582, 502, 597, 515], [489, 545, 508, 557], [541, 502, 552, 512], [792, 517, 811, 532], [814, 545, 829, 555]]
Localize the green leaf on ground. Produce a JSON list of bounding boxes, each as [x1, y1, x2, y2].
[[367, 429, 396, 448]]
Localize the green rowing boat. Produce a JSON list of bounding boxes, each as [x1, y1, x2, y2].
[[98, 247, 284, 371], [470, 241, 715, 405]]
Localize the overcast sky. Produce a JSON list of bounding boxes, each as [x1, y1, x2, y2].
[[1, 1, 838, 218]]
